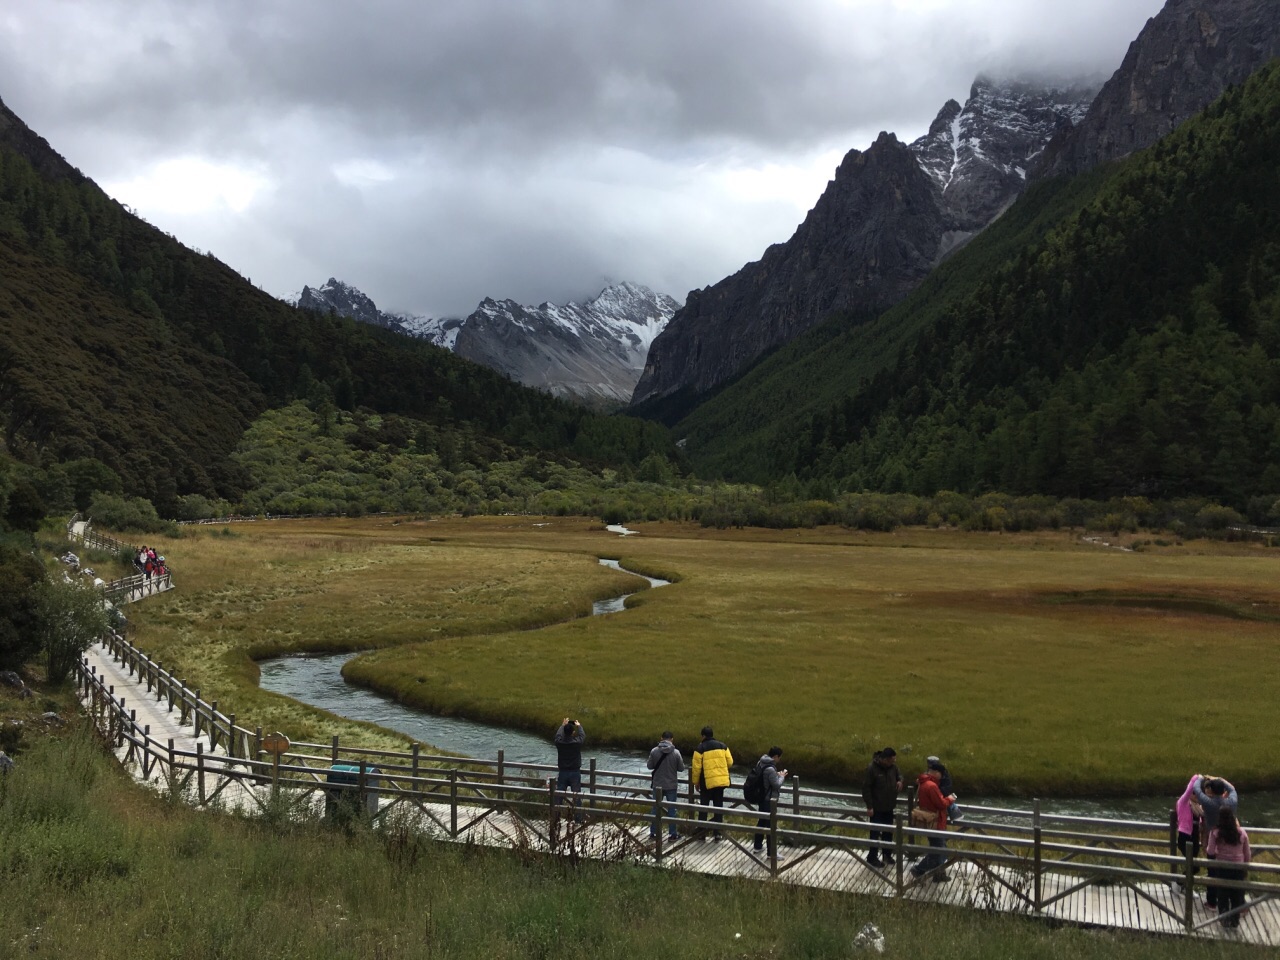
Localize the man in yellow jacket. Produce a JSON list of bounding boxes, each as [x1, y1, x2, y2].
[[691, 725, 733, 841]]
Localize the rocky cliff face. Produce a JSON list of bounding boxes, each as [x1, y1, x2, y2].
[[295, 278, 408, 332], [913, 77, 1096, 244], [1036, 0, 1280, 177], [631, 78, 1097, 412], [455, 283, 678, 406]]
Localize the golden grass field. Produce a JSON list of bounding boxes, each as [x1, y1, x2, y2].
[[128, 516, 1280, 795]]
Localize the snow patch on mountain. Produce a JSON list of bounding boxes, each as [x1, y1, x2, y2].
[[910, 76, 1097, 235], [291, 276, 677, 407]]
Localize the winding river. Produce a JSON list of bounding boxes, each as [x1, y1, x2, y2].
[[258, 555, 1280, 825]]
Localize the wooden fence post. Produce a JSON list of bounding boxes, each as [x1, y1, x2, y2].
[[197, 742, 206, 804], [654, 788, 664, 862], [895, 815, 905, 897], [588, 758, 597, 811], [331, 735, 339, 766], [1033, 799, 1043, 914], [450, 770, 458, 838], [1183, 839, 1196, 931], [768, 797, 780, 876], [496, 749, 505, 808], [547, 778, 558, 846]]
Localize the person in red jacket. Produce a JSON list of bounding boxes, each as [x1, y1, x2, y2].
[[910, 768, 955, 882]]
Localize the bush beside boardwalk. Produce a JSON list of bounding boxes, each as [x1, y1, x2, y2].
[[0, 730, 1266, 960]]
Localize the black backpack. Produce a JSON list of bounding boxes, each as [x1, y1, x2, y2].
[[742, 758, 772, 804]]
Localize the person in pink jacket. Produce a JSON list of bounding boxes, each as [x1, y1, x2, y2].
[[1175, 774, 1204, 875], [1207, 809, 1251, 929]]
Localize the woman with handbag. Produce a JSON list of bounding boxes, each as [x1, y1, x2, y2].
[[909, 767, 955, 882]]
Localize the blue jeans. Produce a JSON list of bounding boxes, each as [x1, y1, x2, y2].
[[651, 788, 678, 838], [555, 770, 583, 822], [912, 835, 948, 875]]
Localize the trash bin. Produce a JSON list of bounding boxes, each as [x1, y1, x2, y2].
[[325, 764, 381, 818]]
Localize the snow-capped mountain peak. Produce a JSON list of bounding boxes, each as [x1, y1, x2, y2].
[[291, 277, 679, 408], [909, 75, 1099, 235]]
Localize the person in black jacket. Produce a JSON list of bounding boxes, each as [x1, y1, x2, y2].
[[862, 747, 903, 867], [554, 718, 585, 820]]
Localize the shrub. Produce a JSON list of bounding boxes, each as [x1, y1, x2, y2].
[[87, 493, 173, 534]]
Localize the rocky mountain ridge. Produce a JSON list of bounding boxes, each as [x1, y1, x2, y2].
[[630, 76, 1098, 415], [293, 279, 677, 406], [1036, 0, 1280, 178]]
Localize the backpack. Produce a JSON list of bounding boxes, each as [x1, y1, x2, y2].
[[742, 758, 772, 804]]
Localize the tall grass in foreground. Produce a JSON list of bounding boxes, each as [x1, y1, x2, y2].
[[0, 733, 1257, 959]]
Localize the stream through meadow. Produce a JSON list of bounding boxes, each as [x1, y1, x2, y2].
[[258, 554, 1280, 825]]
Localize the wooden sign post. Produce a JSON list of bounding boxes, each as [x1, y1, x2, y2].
[[261, 732, 290, 798]]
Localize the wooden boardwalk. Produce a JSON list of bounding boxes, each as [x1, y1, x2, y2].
[[80, 636, 1280, 948]]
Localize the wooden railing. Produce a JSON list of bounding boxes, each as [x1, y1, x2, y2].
[[77, 632, 1280, 938]]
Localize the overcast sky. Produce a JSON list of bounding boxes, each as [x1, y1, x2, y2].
[[1, 0, 1165, 319]]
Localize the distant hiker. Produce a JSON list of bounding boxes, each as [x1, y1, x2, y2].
[[691, 725, 733, 841], [927, 755, 961, 821], [1195, 776, 1239, 908], [647, 731, 685, 841], [136, 546, 149, 574], [862, 747, 903, 867], [553, 718, 586, 819], [909, 767, 955, 882], [751, 746, 787, 857], [1206, 808, 1250, 929]]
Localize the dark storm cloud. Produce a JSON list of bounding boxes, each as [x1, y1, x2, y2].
[[0, 0, 1165, 317]]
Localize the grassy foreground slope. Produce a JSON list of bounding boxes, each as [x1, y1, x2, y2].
[[127, 517, 1280, 795], [2, 731, 1257, 960]]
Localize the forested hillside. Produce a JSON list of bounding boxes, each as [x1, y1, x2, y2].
[[677, 62, 1280, 506], [0, 99, 674, 512]]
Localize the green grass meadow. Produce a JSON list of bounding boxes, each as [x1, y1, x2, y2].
[[128, 516, 1280, 795]]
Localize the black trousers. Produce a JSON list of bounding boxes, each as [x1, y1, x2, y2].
[[697, 786, 726, 836], [869, 811, 894, 857], [754, 798, 775, 854], [1210, 863, 1247, 923]]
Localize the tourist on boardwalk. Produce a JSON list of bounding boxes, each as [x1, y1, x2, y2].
[[1206, 808, 1250, 929], [691, 725, 733, 841], [927, 755, 962, 821], [647, 730, 684, 841], [1194, 775, 1239, 908], [862, 747, 903, 867], [909, 767, 955, 882], [1175, 774, 1205, 880], [553, 718, 586, 819], [751, 746, 788, 858]]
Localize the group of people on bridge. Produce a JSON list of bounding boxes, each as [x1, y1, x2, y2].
[[134, 545, 166, 579], [553, 723, 1256, 920], [551, 722, 963, 870]]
